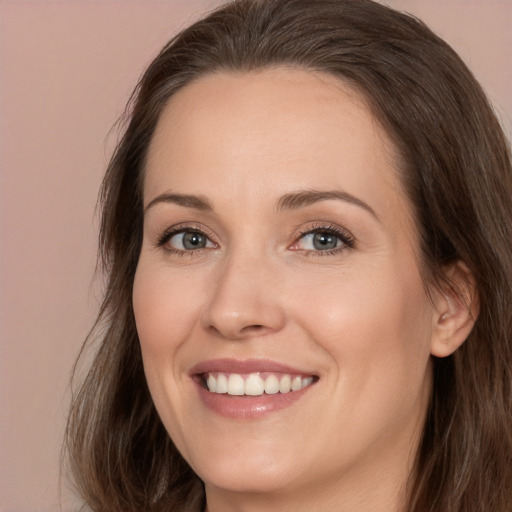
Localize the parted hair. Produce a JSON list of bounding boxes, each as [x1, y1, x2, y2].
[[65, 0, 512, 510]]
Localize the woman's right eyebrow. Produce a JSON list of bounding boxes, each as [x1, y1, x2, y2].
[[144, 192, 213, 213]]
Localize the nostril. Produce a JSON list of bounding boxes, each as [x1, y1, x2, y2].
[[207, 322, 271, 340], [241, 324, 265, 334]]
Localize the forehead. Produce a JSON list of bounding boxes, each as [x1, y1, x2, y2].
[[144, 67, 404, 217]]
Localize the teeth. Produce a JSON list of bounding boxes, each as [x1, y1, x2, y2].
[[205, 372, 315, 396], [279, 375, 291, 393], [291, 376, 302, 391], [245, 374, 265, 396], [227, 374, 245, 395], [264, 375, 280, 394], [207, 374, 216, 393], [216, 374, 228, 394], [302, 377, 314, 388]]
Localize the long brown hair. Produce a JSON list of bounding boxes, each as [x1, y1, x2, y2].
[[65, 1, 512, 510]]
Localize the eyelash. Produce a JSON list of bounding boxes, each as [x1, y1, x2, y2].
[[155, 223, 355, 256], [294, 223, 355, 256], [156, 224, 217, 256]]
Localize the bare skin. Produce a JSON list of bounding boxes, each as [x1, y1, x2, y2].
[[133, 67, 476, 512]]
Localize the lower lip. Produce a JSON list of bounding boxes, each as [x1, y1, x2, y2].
[[195, 380, 315, 420]]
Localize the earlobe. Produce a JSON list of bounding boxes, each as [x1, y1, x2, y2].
[[430, 262, 479, 358]]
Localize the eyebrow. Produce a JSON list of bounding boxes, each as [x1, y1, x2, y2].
[[144, 188, 378, 220], [144, 192, 213, 214], [277, 189, 379, 220]]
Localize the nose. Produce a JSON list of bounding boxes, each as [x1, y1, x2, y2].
[[201, 251, 286, 340]]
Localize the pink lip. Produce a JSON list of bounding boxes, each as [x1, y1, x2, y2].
[[189, 358, 315, 376], [190, 358, 318, 420]]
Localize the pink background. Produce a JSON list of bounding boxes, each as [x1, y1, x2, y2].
[[0, 1, 510, 511]]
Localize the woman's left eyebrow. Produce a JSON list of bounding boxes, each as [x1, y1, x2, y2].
[[277, 189, 379, 221]]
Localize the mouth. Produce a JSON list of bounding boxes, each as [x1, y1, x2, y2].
[[190, 359, 319, 419], [198, 372, 316, 396]]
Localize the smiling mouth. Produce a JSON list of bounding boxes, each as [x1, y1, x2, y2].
[[200, 372, 318, 396]]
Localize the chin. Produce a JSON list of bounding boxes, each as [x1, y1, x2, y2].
[[186, 436, 303, 494], [200, 463, 295, 495]]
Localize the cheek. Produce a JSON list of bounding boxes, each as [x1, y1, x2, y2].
[[132, 261, 200, 357], [132, 260, 203, 446], [294, 260, 434, 383], [292, 264, 434, 455]]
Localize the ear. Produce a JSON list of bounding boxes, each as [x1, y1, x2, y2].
[[430, 261, 479, 358]]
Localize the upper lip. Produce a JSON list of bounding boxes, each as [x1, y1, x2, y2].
[[189, 358, 317, 376]]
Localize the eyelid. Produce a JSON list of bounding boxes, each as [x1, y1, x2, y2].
[[153, 221, 354, 255], [155, 223, 218, 251], [290, 223, 355, 253]]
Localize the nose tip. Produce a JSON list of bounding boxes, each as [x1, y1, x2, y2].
[[201, 259, 286, 340]]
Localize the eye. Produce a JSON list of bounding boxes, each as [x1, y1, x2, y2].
[[158, 228, 216, 252], [291, 225, 355, 254], [301, 231, 341, 251]]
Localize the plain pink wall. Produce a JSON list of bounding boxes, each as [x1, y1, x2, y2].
[[0, 1, 510, 511]]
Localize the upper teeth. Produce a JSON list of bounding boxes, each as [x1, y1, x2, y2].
[[205, 373, 314, 396]]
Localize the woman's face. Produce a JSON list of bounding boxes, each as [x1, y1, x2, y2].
[[133, 68, 439, 508]]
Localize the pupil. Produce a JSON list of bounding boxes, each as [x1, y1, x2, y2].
[[313, 232, 337, 250], [183, 232, 206, 249]]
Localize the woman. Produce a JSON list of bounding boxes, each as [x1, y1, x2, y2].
[[66, 0, 512, 511]]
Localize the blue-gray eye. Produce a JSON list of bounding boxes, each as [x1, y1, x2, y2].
[[296, 230, 345, 251], [312, 232, 339, 250], [168, 231, 213, 250]]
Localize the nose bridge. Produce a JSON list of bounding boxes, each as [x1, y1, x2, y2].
[[202, 244, 285, 339]]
